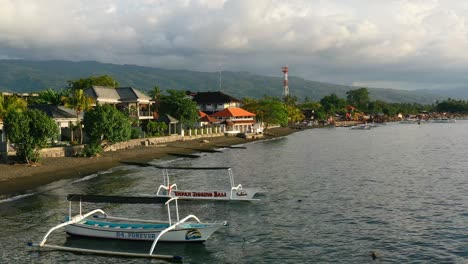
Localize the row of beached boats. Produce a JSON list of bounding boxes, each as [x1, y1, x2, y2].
[[29, 163, 265, 262], [400, 118, 456, 124]]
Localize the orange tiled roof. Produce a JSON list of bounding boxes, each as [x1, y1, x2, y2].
[[211, 107, 255, 117], [200, 115, 217, 123], [198, 110, 207, 117]]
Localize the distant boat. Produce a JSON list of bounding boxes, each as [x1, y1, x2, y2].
[[399, 119, 419, 124], [430, 118, 456, 123], [350, 124, 372, 130]]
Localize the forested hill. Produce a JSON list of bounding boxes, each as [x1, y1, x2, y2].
[[0, 59, 443, 104]]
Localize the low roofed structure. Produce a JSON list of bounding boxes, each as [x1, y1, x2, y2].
[[192, 91, 241, 114], [84, 86, 154, 120]]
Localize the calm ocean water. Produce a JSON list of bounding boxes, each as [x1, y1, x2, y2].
[[1, 121, 468, 263]]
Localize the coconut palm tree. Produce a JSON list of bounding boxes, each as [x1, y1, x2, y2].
[[62, 89, 94, 144], [30, 88, 66, 105], [0, 93, 27, 120], [148, 85, 161, 118], [0, 94, 27, 155]]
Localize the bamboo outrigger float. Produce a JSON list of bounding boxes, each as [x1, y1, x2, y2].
[[28, 194, 226, 261]]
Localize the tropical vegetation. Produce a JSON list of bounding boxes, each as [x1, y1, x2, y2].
[[82, 104, 132, 156], [158, 89, 199, 127], [3, 73, 468, 162], [62, 89, 95, 144], [4, 109, 58, 164]]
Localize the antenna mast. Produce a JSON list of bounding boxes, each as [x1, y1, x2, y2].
[[281, 66, 289, 97]]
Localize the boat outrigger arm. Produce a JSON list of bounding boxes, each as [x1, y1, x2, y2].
[[153, 165, 267, 201], [27, 194, 213, 262]]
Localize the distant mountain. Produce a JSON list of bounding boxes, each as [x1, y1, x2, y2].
[[416, 87, 468, 101], [0, 59, 446, 104]]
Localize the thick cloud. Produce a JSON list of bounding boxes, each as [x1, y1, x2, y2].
[[1, 0, 468, 90]]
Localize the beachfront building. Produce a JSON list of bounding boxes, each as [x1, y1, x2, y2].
[[156, 114, 179, 135], [197, 110, 218, 128], [84, 86, 154, 121], [211, 107, 256, 134], [28, 105, 81, 142], [191, 91, 241, 115]]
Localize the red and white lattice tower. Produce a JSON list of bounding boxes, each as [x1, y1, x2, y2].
[[281, 66, 289, 97]]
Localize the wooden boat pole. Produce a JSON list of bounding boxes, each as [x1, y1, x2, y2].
[[28, 243, 183, 262]]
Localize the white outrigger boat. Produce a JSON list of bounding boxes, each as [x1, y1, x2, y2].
[[28, 194, 226, 261], [153, 165, 266, 201]]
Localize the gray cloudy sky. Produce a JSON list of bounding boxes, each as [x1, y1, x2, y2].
[[1, 0, 468, 90]]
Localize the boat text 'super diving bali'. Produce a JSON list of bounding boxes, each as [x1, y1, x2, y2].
[[154, 165, 266, 201], [28, 194, 227, 262], [121, 162, 267, 201]]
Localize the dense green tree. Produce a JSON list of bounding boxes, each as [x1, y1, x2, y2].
[[299, 101, 322, 112], [346, 88, 370, 111], [320, 93, 346, 114], [68, 75, 118, 90], [283, 95, 298, 106], [62, 89, 94, 144], [159, 90, 198, 126], [242, 97, 261, 115], [285, 104, 305, 124], [367, 100, 386, 114], [146, 121, 168, 136], [259, 97, 288, 127], [83, 105, 132, 155], [4, 110, 58, 164], [0, 94, 27, 119], [243, 96, 288, 128], [436, 99, 468, 113]]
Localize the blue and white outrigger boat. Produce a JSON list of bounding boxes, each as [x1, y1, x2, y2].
[[153, 165, 266, 201], [29, 194, 226, 261]]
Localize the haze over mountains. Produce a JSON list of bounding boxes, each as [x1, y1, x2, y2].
[[0, 60, 461, 104]]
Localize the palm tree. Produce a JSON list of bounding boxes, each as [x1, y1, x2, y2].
[[148, 85, 161, 117], [0, 93, 27, 120], [0, 94, 27, 155], [62, 89, 94, 144], [30, 88, 66, 105]]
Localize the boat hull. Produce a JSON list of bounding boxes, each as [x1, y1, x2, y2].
[[65, 221, 223, 242], [157, 188, 264, 201]]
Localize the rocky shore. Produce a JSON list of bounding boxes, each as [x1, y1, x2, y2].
[[0, 127, 298, 198]]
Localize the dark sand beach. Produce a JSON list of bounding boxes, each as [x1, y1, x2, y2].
[[0, 127, 297, 197]]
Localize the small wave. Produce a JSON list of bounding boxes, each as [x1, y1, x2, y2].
[[71, 168, 116, 184], [157, 158, 185, 164], [71, 173, 99, 184], [0, 192, 37, 204], [244, 136, 286, 145]]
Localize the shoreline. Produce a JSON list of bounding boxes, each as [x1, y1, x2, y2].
[[0, 127, 299, 198]]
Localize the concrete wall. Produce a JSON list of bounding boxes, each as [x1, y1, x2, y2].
[[39, 145, 84, 158], [38, 132, 225, 158]]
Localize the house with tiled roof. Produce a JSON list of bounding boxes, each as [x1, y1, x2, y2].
[[85, 86, 154, 120], [28, 104, 81, 141], [197, 110, 218, 127], [191, 91, 241, 114], [211, 107, 257, 134]]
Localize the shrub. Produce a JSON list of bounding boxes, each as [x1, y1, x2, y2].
[[131, 127, 141, 139], [146, 121, 167, 137], [81, 143, 103, 157]]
